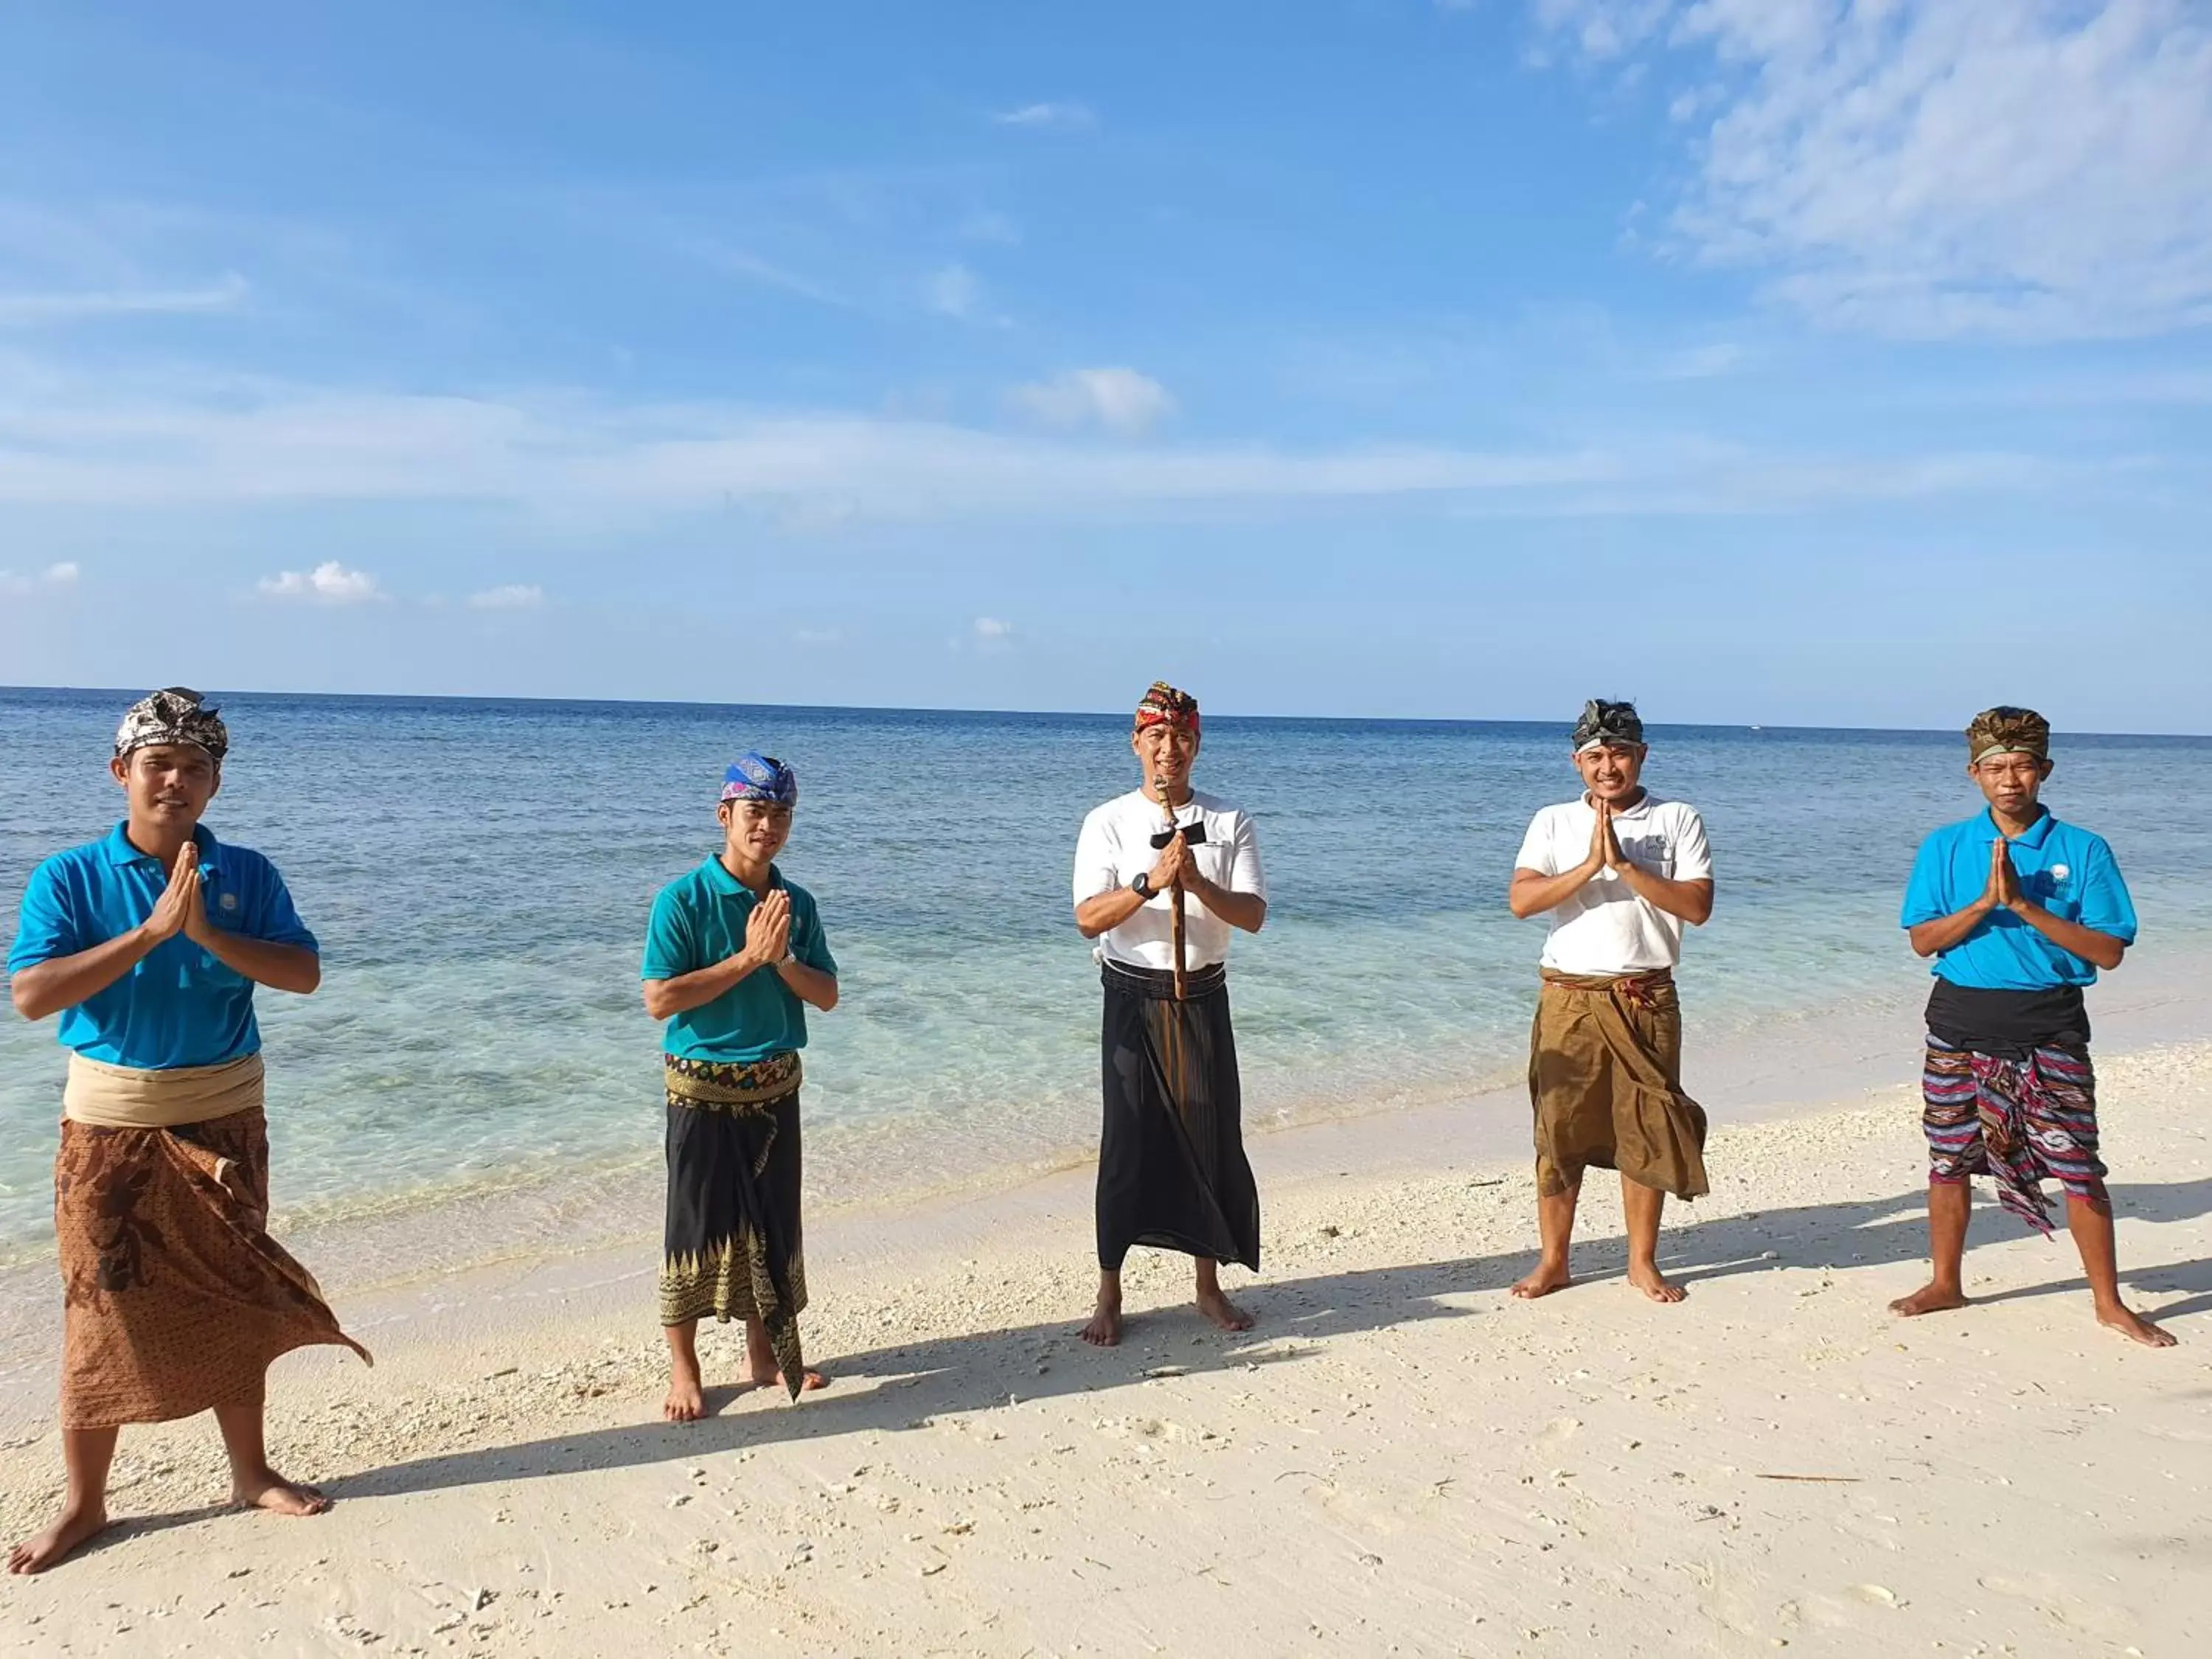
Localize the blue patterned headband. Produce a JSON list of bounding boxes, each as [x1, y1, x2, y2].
[[721, 751, 798, 807]]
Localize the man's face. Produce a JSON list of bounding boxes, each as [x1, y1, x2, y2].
[[1574, 740, 1645, 803], [1970, 751, 2051, 818], [1133, 723, 1200, 792], [109, 745, 220, 831], [719, 798, 793, 864]]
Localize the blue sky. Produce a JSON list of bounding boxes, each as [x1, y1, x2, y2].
[[1, 1, 2208, 728]]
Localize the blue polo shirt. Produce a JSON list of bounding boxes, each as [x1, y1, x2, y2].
[[1899, 807, 2136, 990], [641, 860, 838, 1062], [6, 823, 320, 1069]]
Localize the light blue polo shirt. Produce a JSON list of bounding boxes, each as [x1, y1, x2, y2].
[[641, 860, 838, 1062], [1899, 807, 2136, 991], [6, 823, 320, 1069]]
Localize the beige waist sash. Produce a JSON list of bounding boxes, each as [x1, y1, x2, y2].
[[63, 1052, 265, 1129]]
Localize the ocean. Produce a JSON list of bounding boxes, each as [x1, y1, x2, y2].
[[5, 686, 2210, 1259]]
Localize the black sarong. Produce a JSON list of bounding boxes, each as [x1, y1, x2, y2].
[[1097, 961, 1260, 1273], [660, 1051, 808, 1397]]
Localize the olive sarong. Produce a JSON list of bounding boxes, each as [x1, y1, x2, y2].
[[1528, 969, 1708, 1200], [659, 1051, 808, 1397], [55, 1104, 369, 1429], [1096, 960, 1260, 1273]]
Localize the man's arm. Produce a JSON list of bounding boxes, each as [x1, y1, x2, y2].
[[1509, 804, 1611, 919], [643, 953, 765, 1020], [1075, 830, 1186, 939], [1613, 865, 1714, 925], [774, 958, 839, 1012], [1184, 869, 1267, 934], [10, 931, 161, 1022], [188, 930, 322, 995], [642, 888, 786, 1020], [2006, 902, 2127, 972], [10, 844, 200, 1020]]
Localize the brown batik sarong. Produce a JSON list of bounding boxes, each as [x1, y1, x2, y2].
[[660, 1051, 809, 1397], [1528, 969, 1709, 1200], [55, 1102, 371, 1428]]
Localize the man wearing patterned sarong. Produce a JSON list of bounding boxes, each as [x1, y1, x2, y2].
[[6, 689, 368, 1575], [1073, 681, 1268, 1346], [641, 752, 841, 1420], [1891, 707, 2173, 1346], [1508, 700, 1714, 1304]]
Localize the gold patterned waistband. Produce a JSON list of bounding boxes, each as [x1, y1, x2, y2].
[[664, 1050, 803, 1111]]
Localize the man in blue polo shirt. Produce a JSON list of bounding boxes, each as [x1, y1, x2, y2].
[[1891, 705, 2172, 1348], [641, 751, 840, 1422], [6, 689, 367, 1575]]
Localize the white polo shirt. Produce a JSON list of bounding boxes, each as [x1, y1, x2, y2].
[[1513, 792, 1713, 975], [1073, 788, 1267, 970]]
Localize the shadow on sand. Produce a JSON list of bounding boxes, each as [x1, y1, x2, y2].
[[319, 1175, 2212, 1505]]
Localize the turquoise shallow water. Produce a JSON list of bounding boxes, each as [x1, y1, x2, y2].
[[4, 687, 2210, 1253]]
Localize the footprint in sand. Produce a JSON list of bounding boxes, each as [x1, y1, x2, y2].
[[1535, 1416, 1582, 1448]]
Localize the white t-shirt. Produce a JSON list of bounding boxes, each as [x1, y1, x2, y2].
[[1513, 793, 1713, 975], [1073, 788, 1267, 970]]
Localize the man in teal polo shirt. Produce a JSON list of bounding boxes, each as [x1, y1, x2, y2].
[[1891, 706, 2172, 1347], [7, 689, 366, 1575], [641, 752, 840, 1420]]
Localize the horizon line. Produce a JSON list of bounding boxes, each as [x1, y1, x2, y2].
[[6, 684, 2210, 743]]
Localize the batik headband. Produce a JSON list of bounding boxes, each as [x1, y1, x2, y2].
[[1134, 681, 1200, 735], [721, 751, 799, 807], [1571, 698, 1643, 753], [114, 686, 229, 762], [1966, 706, 2050, 765]]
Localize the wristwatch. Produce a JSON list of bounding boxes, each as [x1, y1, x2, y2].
[[1130, 872, 1155, 900], [776, 952, 798, 968]]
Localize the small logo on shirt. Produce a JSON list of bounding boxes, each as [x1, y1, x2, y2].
[[219, 892, 239, 911], [2049, 863, 2070, 883]]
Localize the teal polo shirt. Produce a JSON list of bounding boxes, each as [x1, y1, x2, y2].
[[1899, 807, 2137, 991], [6, 822, 319, 1068], [641, 860, 837, 1062]]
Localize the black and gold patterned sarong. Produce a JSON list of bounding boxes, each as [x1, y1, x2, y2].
[[660, 1051, 808, 1396]]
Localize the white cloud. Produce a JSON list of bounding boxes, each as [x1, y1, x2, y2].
[[1009, 367, 1178, 437], [0, 273, 249, 328], [973, 616, 1013, 640], [0, 359, 2103, 525], [992, 102, 1099, 133], [0, 560, 79, 596], [467, 583, 546, 611], [928, 262, 980, 319], [257, 560, 383, 604], [1530, 1, 2212, 339]]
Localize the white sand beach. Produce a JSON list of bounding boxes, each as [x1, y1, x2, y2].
[[3, 1025, 2209, 1658]]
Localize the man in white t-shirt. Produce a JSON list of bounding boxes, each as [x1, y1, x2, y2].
[[1506, 699, 1714, 1304], [1071, 681, 1268, 1346]]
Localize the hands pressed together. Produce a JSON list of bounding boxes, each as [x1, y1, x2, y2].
[[1582, 800, 1631, 877], [1982, 835, 2025, 914], [742, 888, 794, 970], [143, 840, 208, 947]]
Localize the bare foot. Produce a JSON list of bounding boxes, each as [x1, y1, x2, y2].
[[742, 1366, 830, 1394], [1627, 1263, 1687, 1304], [231, 1467, 330, 1517], [1888, 1281, 1969, 1318], [1510, 1260, 1573, 1300], [1080, 1291, 1123, 1346], [1196, 1286, 1255, 1332], [664, 1366, 706, 1423], [7, 1502, 109, 1574], [2096, 1302, 2177, 1348]]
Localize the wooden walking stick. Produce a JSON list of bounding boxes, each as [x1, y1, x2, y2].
[[1158, 776, 1189, 1002]]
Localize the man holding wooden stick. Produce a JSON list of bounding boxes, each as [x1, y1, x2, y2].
[[1072, 682, 1267, 1346]]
